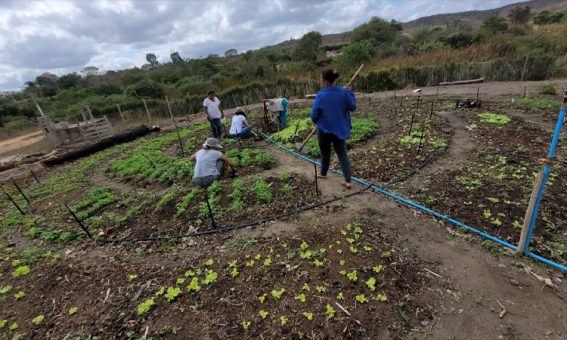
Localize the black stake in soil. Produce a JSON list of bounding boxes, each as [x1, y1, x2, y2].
[[409, 110, 417, 136], [30, 169, 40, 184], [314, 164, 319, 197], [12, 179, 30, 206], [64, 203, 92, 239], [523, 85, 527, 98], [204, 191, 217, 228], [428, 99, 435, 121], [476, 86, 480, 100], [3, 190, 25, 215]]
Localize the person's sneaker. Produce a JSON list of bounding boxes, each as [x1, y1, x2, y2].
[[341, 181, 352, 189]]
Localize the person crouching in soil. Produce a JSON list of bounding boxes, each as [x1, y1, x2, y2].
[[310, 68, 356, 189], [227, 107, 254, 139], [190, 138, 234, 188]]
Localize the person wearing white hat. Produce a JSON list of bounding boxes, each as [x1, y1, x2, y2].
[[228, 107, 254, 139], [190, 138, 234, 187]]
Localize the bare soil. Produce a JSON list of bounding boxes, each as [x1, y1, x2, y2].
[[1, 79, 567, 339]]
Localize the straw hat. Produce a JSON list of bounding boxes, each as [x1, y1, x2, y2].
[[235, 107, 244, 113], [203, 138, 223, 149]]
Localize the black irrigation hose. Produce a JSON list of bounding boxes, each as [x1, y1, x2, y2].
[[379, 153, 435, 188], [98, 185, 372, 244]]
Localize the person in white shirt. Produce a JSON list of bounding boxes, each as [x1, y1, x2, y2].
[[190, 138, 234, 188], [203, 91, 224, 139], [228, 107, 253, 139]]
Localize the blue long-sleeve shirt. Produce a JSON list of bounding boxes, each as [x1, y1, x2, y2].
[[310, 86, 356, 140]]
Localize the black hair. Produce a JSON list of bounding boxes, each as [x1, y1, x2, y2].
[[235, 111, 247, 118], [208, 91, 215, 96], [321, 69, 340, 84]]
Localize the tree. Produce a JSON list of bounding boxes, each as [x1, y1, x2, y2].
[[146, 53, 159, 68], [57, 73, 82, 89], [294, 31, 322, 62], [81, 66, 99, 77], [481, 16, 508, 35], [255, 65, 265, 78], [333, 40, 374, 68], [170, 52, 183, 64], [224, 48, 238, 57], [533, 10, 563, 25], [351, 17, 402, 46], [508, 6, 531, 25]]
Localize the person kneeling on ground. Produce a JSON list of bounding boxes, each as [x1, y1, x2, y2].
[[190, 138, 235, 188], [227, 107, 254, 139]]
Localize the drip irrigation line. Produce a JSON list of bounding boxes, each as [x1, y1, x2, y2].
[[98, 184, 371, 244], [380, 154, 434, 188], [260, 132, 519, 252], [260, 132, 567, 272]]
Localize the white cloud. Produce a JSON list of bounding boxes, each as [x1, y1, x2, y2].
[[0, 0, 521, 91]]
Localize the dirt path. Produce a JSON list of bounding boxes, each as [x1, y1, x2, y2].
[[248, 143, 567, 339]]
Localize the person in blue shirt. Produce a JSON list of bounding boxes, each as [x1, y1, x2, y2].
[[310, 69, 356, 189]]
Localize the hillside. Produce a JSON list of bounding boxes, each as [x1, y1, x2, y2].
[[402, 0, 567, 31]]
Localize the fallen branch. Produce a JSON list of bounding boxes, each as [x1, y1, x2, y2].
[[496, 299, 507, 319], [335, 301, 351, 316], [423, 268, 442, 278]]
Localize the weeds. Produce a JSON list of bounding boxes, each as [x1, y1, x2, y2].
[[478, 112, 510, 125], [254, 178, 273, 203]]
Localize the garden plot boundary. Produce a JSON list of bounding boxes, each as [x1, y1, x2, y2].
[[260, 102, 567, 273]]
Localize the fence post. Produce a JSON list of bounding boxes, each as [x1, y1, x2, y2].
[[517, 89, 566, 254], [165, 96, 185, 157], [116, 104, 125, 122], [142, 98, 152, 125]]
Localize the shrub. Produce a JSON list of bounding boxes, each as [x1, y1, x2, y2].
[[537, 84, 556, 95]]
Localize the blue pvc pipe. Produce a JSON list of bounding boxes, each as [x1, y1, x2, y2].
[[527, 251, 567, 272], [261, 133, 518, 250], [547, 107, 565, 158], [523, 106, 565, 255], [262, 133, 567, 272]]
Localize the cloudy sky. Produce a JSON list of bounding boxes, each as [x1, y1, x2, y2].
[[0, 0, 522, 91]]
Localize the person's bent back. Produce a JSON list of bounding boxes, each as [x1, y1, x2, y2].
[[190, 138, 233, 188], [228, 107, 253, 139]]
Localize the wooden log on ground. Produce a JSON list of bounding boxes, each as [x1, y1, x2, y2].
[[439, 78, 485, 86]]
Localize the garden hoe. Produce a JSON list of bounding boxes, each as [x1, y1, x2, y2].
[[295, 64, 365, 152]]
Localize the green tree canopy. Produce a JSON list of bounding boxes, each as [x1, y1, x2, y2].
[[481, 16, 508, 35], [294, 31, 322, 62], [508, 6, 531, 25], [351, 17, 402, 46]]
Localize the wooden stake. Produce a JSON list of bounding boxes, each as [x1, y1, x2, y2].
[[116, 104, 124, 122], [142, 98, 152, 124], [516, 169, 545, 253], [85, 105, 95, 120], [165, 96, 185, 157]]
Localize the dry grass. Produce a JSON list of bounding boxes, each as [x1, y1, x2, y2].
[[368, 42, 513, 71]]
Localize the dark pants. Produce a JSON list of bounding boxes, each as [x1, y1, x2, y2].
[[209, 118, 222, 138], [192, 160, 226, 188], [318, 130, 351, 183], [228, 125, 253, 139]]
